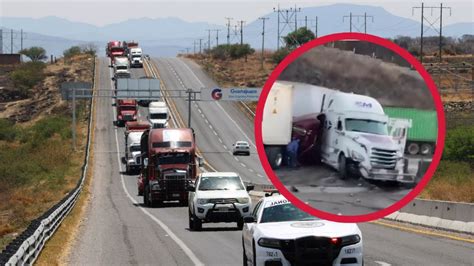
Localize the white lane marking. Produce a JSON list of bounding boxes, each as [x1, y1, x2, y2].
[[374, 262, 392, 266], [204, 118, 209, 124], [198, 109, 202, 114], [218, 138, 223, 143], [240, 163, 246, 167], [212, 130, 218, 136], [257, 174, 263, 178], [234, 156, 239, 162], [175, 58, 256, 148], [249, 169, 254, 173], [109, 68, 204, 266], [223, 146, 228, 150]]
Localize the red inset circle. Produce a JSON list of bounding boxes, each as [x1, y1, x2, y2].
[[254, 32, 446, 223]]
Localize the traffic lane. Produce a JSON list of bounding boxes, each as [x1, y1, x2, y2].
[[159, 58, 268, 184], [70, 58, 194, 265], [152, 58, 267, 184], [179, 57, 256, 140], [360, 222, 474, 266]]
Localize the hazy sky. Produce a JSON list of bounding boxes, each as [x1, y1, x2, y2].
[[1, 0, 473, 26]]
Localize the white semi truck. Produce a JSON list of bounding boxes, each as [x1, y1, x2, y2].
[[113, 56, 131, 78], [262, 81, 415, 184], [129, 47, 143, 68], [148, 101, 169, 128]]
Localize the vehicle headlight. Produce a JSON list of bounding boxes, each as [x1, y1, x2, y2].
[[236, 197, 250, 204], [351, 150, 365, 162], [331, 234, 361, 246], [149, 180, 160, 190], [258, 238, 281, 249], [198, 198, 209, 205]]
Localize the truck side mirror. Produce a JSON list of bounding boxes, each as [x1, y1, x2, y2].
[[243, 216, 255, 223], [246, 185, 254, 192], [143, 158, 148, 167], [197, 156, 204, 167], [111, 77, 116, 81], [187, 184, 196, 192]]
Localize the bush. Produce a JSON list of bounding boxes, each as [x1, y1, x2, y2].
[[19, 47, 47, 62], [443, 125, 474, 162], [208, 44, 255, 60], [0, 119, 17, 141], [9, 62, 46, 96], [284, 27, 315, 49], [63, 46, 82, 58], [271, 48, 292, 64]]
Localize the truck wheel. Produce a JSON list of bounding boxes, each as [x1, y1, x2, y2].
[[338, 154, 349, 180], [420, 143, 433, 155], [407, 142, 420, 155], [237, 219, 244, 230], [188, 209, 194, 230], [125, 165, 129, 175], [242, 238, 248, 266], [194, 215, 202, 231], [265, 146, 283, 169], [144, 186, 150, 206]]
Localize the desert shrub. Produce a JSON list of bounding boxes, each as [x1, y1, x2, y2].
[[443, 125, 474, 162], [63, 46, 82, 59], [271, 48, 292, 64], [209, 44, 255, 60], [9, 62, 46, 96], [0, 119, 17, 141]]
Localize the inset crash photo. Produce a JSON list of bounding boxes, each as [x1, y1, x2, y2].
[[256, 33, 444, 219]]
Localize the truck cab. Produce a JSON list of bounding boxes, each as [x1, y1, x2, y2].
[[116, 99, 137, 127], [319, 92, 414, 183], [113, 56, 131, 78], [110, 46, 125, 66], [148, 101, 169, 128], [125, 121, 150, 175], [140, 128, 201, 206], [129, 47, 143, 68]]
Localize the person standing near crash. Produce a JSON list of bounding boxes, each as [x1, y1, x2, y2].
[[287, 137, 300, 168]]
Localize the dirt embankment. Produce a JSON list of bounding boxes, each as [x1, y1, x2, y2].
[[279, 46, 434, 109], [0, 54, 94, 123]]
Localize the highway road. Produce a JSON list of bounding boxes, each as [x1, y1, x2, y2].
[[68, 57, 473, 266]]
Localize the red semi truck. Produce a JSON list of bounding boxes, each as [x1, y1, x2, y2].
[[116, 99, 137, 127], [139, 128, 201, 206], [106, 41, 121, 57]]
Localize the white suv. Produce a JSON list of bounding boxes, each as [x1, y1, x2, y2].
[[232, 141, 250, 156], [188, 172, 253, 231]]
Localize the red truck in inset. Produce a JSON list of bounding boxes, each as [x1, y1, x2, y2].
[[106, 41, 121, 57], [116, 99, 137, 127], [139, 128, 202, 206]]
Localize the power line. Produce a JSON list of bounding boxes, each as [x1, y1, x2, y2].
[[343, 12, 374, 33], [412, 3, 452, 63], [214, 29, 221, 46], [225, 17, 233, 45], [258, 17, 269, 69], [273, 4, 302, 49], [237, 20, 245, 45]]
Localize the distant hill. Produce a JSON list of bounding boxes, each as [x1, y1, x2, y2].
[[1, 3, 472, 55]]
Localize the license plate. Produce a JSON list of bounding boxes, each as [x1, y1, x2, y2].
[[172, 193, 180, 197], [216, 207, 229, 212]]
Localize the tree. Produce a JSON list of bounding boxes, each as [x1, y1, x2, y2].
[[19, 47, 47, 62], [284, 27, 315, 49], [63, 46, 82, 59], [81, 43, 97, 57]]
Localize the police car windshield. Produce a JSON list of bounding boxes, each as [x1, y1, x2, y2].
[[261, 203, 319, 223], [345, 119, 388, 135], [198, 176, 244, 191]]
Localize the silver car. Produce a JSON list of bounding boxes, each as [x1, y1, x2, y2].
[[232, 141, 250, 156]]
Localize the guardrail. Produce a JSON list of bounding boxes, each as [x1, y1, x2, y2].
[[0, 58, 96, 265]]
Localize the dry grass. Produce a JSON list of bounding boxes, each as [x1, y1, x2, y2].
[[35, 72, 97, 264], [0, 56, 94, 252]]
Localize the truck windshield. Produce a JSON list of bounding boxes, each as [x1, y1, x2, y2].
[[198, 175, 244, 191], [116, 66, 128, 70], [345, 118, 388, 135], [120, 106, 136, 111], [132, 55, 141, 58], [156, 153, 190, 165], [130, 145, 141, 152], [150, 113, 167, 119], [260, 203, 320, 223]]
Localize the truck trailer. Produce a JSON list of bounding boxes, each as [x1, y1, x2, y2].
[[124, 121, 151, 175], [139, 128, 201, 206]]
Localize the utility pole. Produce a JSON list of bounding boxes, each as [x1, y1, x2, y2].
[[186, 89, 192, 128], [214, 29, 221, 46], [343, 13, 374, 33], [273, 5, 301, 49], [238, 20, 245, 45], [259, 17, 269, 69], [206, 29, 212, 51], [193, 41, 197, 54], [20, 29, 23, 51], [412, 3, 451, 63], [11, 29, 13, 54], [315, 16, 318, 38], [304, 16, 308, 29], [0, 29, 3, 54], [185, 47, 190, 54], [198, 38, 203, 54], [225, 17, 233, 45]]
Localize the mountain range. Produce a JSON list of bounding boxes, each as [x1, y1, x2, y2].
[[1, 4, 472, 56]]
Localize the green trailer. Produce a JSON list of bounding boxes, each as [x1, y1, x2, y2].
[[384, 107, 438, 155]]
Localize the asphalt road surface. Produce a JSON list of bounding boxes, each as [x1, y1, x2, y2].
[[68, 57, 473, 266]]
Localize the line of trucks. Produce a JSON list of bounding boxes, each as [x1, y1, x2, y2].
[[263, 81, 438, 185], [106, 40, 144, 79]]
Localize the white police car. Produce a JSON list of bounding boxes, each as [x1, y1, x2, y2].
[[188, 172, 253, 231], [242, 195, 363, 266]]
